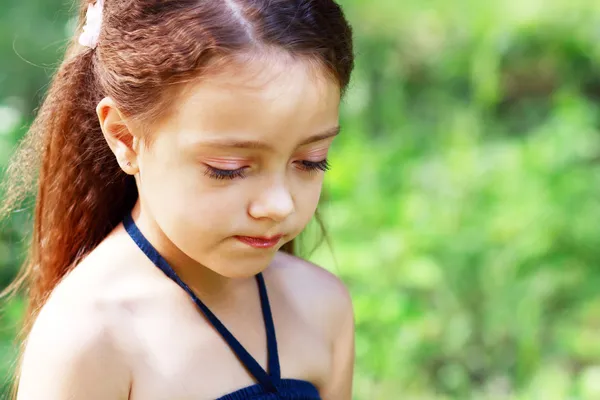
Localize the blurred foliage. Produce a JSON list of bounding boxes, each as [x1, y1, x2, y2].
[[2, 0, 600, 399]]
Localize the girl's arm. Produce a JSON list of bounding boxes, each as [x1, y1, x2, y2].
[[320, 284, 355, 400], [16, 293, 131, 400]]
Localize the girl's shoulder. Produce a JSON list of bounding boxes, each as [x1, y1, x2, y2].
[[269, 251, 351, 301], [266, 252, 355, 398], [267, 251, 354, 340], [17, 231, 187, 398], [16, 243, 141, 398], [22, 229, 177, 347]]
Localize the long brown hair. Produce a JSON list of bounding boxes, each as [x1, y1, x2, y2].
[[1, 0, 354, 385]]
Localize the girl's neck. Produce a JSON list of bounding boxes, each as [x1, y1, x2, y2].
[[127, 201, 250, 302]]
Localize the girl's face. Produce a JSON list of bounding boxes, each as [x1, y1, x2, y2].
[[134, 57, 341, 278]]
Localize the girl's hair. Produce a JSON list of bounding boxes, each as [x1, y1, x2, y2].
[[1, 0, 353, 349]]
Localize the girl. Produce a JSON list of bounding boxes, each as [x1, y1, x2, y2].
[[3, 0, 355, 399]]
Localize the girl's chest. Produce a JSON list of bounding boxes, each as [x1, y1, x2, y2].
[[122, 300, 331, 400]]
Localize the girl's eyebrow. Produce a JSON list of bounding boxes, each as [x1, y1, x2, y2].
[[298, 126, 341, 146], [193, 126, 341, 151]]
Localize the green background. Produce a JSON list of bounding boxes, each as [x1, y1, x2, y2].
[[2, 0, 600, 398]]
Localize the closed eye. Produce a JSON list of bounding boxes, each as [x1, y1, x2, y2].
[[204, 166, 247, 180], [296, 159, 330, 173], [203, 159, 330, 181]]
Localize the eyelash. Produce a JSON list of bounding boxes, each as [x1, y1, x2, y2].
[[204, 167, 247, 180], [204, 159, 330, 181], [297, 159, 330, 173]]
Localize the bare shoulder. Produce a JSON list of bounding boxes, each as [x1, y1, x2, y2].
[[268, 251, 354, 340], [17, 262, 132, 399], [268, 252, 356, 399], [269, 251, 352, 303], [17, 229, 175, 399]]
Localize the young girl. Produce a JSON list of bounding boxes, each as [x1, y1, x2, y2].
[[2, 0, 355, 399]]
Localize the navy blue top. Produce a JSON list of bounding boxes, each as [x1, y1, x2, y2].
[[123, 214, 322, 400]]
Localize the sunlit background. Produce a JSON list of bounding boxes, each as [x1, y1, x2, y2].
[[3, 0, 600, 399]]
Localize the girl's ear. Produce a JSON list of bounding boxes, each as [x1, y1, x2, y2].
[[96, 97, 140, 175]]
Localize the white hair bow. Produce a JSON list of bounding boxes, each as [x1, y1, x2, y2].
[[78, 0, 104, 49]]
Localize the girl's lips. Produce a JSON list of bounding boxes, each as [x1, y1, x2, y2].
[[235, 235, 283, 249]]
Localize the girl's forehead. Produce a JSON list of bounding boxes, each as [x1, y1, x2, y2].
[[183, 55, 338, 107], [166, 57, 341, 146]]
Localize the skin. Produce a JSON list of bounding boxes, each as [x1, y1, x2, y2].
[[16, 54, 354, 400]]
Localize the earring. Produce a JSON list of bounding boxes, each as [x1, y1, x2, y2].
[[126, 161, 132, 167]]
